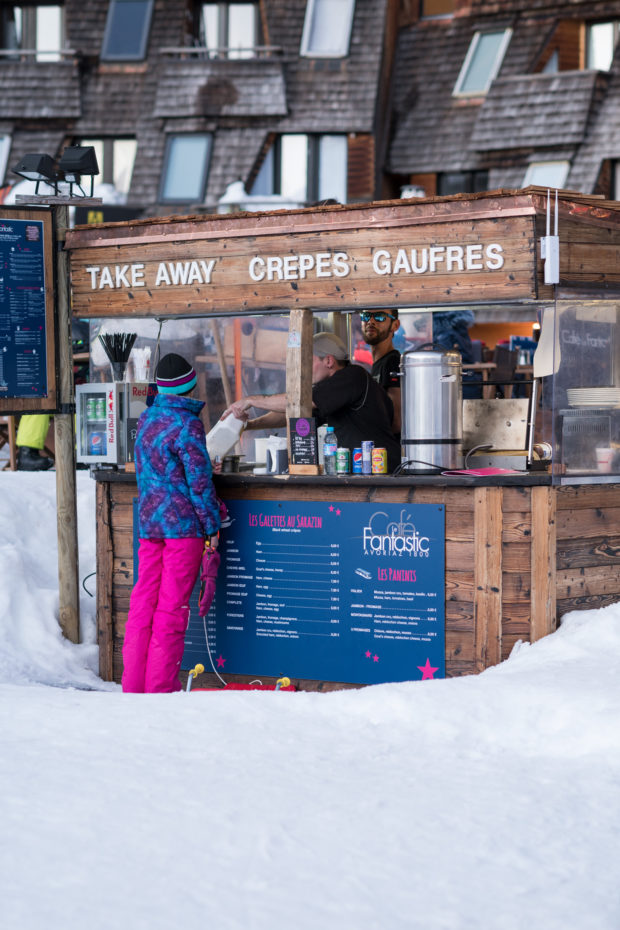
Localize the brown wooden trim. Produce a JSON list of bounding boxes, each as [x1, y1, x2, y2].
[[96, 480, 115, 681], [473, 486, 503, 670], [530, 485, 557, 642]]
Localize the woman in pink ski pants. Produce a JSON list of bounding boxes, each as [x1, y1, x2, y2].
[[122, 353, 221, 693]]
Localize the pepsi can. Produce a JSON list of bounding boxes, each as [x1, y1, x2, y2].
[[88, 431, 107, 456], [352, 447, 363, 474]]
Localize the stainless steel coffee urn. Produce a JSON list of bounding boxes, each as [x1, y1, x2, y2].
[[400, 343, 463, 472]]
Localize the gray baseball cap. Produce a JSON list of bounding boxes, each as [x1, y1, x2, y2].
[[313, 332, 349, 360]]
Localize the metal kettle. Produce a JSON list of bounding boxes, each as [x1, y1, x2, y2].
[[400, 343, 463, 472]]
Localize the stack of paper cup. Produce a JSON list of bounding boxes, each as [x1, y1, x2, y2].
[[595, 447, 613, 473]]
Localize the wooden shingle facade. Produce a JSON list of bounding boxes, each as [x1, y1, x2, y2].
[[0, 0, 394, 214], [2, 2, 620, 214], [388, 0, 620, 198]]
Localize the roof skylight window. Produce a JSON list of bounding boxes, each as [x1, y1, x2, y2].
[[453, 29, 512, 96]]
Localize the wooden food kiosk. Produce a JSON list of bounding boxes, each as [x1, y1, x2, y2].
[[65, 189, 620, 688]]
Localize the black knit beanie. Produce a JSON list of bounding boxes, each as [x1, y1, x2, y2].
[[155, 353, 197, 395]]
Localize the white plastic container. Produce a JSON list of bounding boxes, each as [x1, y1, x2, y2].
[[206, 415, 245, 460]]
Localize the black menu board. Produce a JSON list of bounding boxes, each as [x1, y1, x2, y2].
[[288, 416, 318, 467]]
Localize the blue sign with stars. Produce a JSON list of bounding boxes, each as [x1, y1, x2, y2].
[[184, 498, 445, 685]]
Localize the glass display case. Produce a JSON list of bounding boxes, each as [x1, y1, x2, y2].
[[551, 300, 620, 484]]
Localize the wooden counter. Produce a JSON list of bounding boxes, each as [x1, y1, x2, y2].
[[93, 470, 620, 689]]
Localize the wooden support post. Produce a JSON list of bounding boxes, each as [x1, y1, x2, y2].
[[473, 486, 503, 671], [530, 485, 557, 642], [286, 307, 318, 475], [54, 205, 80, 643], [96, 480, 114, 680], [8, 415, 17, 471]]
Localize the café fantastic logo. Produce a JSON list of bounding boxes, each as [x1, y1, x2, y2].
[[362, 509, 430, 558]]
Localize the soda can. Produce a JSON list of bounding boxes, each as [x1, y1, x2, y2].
[[88, 431, 107, 456], [371, 447, 388, 474], [361, 440, 373, 475], [336, 448, 350, 475], [96, 396, 106, 420], [86, 397, 96, 421], [352, 447, 363, 474]]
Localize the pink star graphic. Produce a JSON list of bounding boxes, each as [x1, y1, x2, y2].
[[373, 654, 379, 662], [216, 655, 226, 668], [418, 658, 438, 680], [336, 508, 341, 516], [329, 505, 334, 512], [365, 650, 372, 658]]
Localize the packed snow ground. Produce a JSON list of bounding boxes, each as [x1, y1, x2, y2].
[[1, 470, 619, 930]]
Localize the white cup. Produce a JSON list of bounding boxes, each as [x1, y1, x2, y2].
[[596, 447, 613, 473]]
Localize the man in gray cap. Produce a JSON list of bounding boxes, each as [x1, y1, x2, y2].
[[222, 332, 400, 472]]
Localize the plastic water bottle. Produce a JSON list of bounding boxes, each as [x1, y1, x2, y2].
[[323, 426, 337, 475]]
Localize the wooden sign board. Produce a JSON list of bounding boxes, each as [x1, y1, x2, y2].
[[0, 207, 57, 414], [66, 197, 540, 318]]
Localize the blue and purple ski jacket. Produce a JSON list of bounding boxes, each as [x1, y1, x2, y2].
[[134, 393, 220, 540]]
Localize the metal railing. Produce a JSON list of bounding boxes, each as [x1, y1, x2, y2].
[[0, 48, 77, 61], [159, 44, 283, 61]]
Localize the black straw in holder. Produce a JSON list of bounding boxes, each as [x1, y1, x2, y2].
[[98, 332, 137, 382]]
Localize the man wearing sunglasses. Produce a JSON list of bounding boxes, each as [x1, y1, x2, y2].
[[360, 310, 401, 434]]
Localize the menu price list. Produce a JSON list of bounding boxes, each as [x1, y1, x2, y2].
[[0, 218, 47, 397], [182, 499, 445, 684]]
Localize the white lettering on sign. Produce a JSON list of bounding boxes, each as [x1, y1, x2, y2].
[[84, 243, 505, 291], [248, 251, 351, 282], [372, 243, 504, 275], [154, 260, 215, 287], [85, 260, 215, 289]]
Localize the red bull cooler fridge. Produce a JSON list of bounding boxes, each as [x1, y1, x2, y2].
[[76, 382, 157, 465]]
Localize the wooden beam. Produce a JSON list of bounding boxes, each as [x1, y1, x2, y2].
[[96, 480, 114, 681], [473, 486, 503, 670], [286, 308, 318, 476], [530, 485, 557, 641], [286, 308, 313, 418], [54, 205, 80, 644]]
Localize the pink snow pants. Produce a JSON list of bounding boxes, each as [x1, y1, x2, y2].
[[122, 537, 204, 693]]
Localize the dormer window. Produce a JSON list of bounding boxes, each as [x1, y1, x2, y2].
[[0, 4, 64, 61], [453, 29, 512, 96], [200, 3, 259, 59], [101, 0, 154, 62], [159, 134, 213, 204], [586, 21, 619, 71], [251, 134, 348, 204], [523, 161, 570, 189], [300, 0, 355, 58]]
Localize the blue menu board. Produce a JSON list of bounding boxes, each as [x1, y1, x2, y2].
[[185, 499, 445, 685], [0, 217, 48, 397], [133, 498, 445, 684]]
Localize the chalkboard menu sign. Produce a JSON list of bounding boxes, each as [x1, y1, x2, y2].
[[0, 208, 56, 414], [288, 416, 318, 467], [174, 498, 446, 685]]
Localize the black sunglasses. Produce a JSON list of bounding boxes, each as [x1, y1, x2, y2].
[[360, 312, 396, 323]]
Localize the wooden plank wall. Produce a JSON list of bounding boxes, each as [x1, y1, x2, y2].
[[97, 479, 620, 686], [555, 484, 620, 615]]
